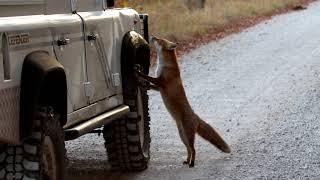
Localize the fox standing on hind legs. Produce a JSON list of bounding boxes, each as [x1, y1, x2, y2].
[[135, 36, 231, 167]]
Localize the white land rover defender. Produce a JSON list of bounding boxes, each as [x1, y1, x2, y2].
[[0, 0, 151, 179]]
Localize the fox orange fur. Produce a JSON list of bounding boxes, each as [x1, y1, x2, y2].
[[135, 36, 231, 167]]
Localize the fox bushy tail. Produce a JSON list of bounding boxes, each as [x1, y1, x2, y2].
[[197, 119, 231, 153]]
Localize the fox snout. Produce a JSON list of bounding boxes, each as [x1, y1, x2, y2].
[[149, 35, 177, 51], [149, 35, 159, 43], [149, 35, 160, 46], [149, 35, 162, 51]]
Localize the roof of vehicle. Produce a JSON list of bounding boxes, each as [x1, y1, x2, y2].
[[0, 0, 44, 5], [0, 0, 108, 17]]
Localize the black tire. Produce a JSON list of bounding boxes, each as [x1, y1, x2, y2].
[[0, 107, 66, 180], [103, 31, 151, 171]]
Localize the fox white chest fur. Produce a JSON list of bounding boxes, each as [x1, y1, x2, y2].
[[154, 41, 164, 77]]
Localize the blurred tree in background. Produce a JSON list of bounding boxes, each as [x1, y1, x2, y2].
[[114, 0, 304, 41], [184, 0, 206, 10], [116, 0, 205, 10]]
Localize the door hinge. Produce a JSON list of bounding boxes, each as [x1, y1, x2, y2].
[[112, 73, 121, 87], [84, 82, 94, 98]]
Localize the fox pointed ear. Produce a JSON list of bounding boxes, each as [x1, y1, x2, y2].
[[167, 42, 178, 50]]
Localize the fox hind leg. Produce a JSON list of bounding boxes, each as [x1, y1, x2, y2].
[[177, 128, 191, 166], [189, 147, 196, 167], [183, 146, 195, 168], [177, 124, 196, 167], [181, 132, 196, 168], [188, 135, 196, 168], [183, 149, 191, 165]]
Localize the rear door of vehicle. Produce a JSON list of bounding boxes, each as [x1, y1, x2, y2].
[[51, 14, 88, 112], [76, 0, 122, 112], [75, 0, 141, 117], [79, 10, 117, 104]]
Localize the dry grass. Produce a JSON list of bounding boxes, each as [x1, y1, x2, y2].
[[120, 0, 305, 41]]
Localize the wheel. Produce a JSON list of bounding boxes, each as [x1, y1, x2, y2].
[[0, 107, 66, 180], [103, 87, 150, 171], [103, 31, 151, 171]]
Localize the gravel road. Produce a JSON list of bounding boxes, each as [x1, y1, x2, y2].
[[67, 1, 320, 179]]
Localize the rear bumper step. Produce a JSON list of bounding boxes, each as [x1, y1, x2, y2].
[[64, 105, 130, 141]]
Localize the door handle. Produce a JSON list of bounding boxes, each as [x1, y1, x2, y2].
[[57, 38, 70, 46], [87, 34, 98, 41]]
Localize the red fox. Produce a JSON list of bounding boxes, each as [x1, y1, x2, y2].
[[135, 36, 231, 167]]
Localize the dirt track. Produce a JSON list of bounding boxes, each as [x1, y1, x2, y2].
[[67, 1, 320, 179]]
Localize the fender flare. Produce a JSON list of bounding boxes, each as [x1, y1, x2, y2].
[[121, 31, 150, 95], [20, 50, 67, 139]]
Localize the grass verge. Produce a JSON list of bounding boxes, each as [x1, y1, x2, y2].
[[123, 0, 312, 41]]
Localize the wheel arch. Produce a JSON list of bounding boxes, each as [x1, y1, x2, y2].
[[103, 30, 151, 171], [20, 50, 67, 139]]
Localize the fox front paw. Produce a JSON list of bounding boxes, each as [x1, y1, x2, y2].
[[133, 64, 143, 72], [138, 82, 151, 90]]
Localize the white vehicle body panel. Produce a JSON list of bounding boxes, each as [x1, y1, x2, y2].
[[0, 6, 141, 143]]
